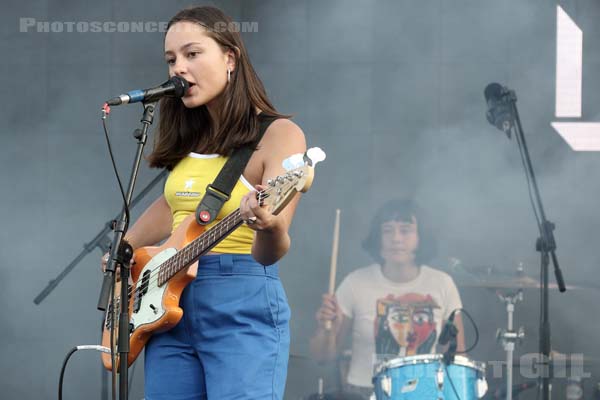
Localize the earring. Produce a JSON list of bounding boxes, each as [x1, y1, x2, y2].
[[227, 68, 231, 83]]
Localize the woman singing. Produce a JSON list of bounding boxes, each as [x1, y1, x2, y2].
[[103, 6, 306, 399]]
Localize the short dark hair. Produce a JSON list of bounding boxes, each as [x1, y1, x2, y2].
[[361, 198, 437, 266]]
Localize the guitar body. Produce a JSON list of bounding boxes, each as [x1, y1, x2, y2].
[[101, 214, 205, 371]]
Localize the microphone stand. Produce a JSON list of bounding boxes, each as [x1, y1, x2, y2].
[[33, 169, 166, 306], [97, 101, 158, 400], [33, 169, 165, 400], [500, 89, 566, 400]]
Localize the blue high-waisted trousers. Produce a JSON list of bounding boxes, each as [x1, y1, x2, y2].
[[144, 254, 291, 400]]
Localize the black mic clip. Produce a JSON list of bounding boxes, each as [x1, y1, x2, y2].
[[115, 239, 133, 268], [443, 338, 457, 365], [438, 309, 459, 346], [439, 309, 459, 365]]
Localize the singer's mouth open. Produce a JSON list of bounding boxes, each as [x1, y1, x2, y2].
[[185, 82, 196, 95]]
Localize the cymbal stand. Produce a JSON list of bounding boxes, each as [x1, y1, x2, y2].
[[496, 290, 525, 400]]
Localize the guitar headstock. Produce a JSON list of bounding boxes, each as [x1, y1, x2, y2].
[[262, 147, 326, 215]]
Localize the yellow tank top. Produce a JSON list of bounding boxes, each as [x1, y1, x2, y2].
[[164, 152, 255, 254]]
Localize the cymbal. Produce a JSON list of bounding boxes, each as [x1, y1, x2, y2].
[[458, 275, 588, 290], [448, 262, 600, 290]]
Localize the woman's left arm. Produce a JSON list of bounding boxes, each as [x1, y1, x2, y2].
[[240, 119, 306, 265]]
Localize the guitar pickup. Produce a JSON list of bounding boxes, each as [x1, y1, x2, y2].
[[133, 269, 152, 313], [104, 305, 113, 329]]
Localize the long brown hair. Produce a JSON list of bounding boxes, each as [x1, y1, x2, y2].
[[148, 6, 289, 170]]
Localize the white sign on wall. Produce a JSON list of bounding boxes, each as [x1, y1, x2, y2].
[[551, 5, 600, 151]]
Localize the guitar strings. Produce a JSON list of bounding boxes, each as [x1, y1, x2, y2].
[[113, 212, 243, 311], [120, 187, 275, 301], [124, 190, 268, 300], [123, 166, 304, 302]]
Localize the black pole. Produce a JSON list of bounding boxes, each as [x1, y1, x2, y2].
[[118, 241, 133, 400], [33, 170, 166, 306], [506, 91, 566, 400], [96, 101, 157, 400], [33, 225, 112, 305]]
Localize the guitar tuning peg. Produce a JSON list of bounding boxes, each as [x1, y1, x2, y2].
[[267, 179, 275, 187]]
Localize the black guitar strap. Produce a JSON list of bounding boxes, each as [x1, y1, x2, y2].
[[195, 114, 279, 225]]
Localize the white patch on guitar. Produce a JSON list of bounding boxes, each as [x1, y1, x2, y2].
[[282, 153, 305, 171], [130, 248, 178, 329], [282, 147, 327, 171]]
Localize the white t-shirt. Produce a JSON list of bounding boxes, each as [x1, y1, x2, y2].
[[336, 264, 462, 388]]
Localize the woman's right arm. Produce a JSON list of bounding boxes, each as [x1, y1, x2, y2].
[[309, 294, 352, 362], [124, 194, 173, 250]]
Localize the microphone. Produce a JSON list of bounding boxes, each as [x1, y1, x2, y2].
[[484, 82, 514, 137], [106, 76, 189, 106], [438, 309, 458, 346]]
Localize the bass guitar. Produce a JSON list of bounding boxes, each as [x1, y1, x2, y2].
[[101, 148, 325, 370]]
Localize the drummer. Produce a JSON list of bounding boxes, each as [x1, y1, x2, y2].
[[310, 198, 465, 398]]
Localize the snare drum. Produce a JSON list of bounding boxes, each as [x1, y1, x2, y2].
[[373, 354, 487, 399]]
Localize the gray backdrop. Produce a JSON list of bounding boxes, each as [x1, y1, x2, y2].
[[1, 0, 599, 399]]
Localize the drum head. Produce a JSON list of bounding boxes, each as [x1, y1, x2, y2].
[[376, 353, 486, 374]]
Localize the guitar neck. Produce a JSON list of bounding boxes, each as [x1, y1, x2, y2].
[[154, 162, 316, 286], [157, 209, 244, 285]]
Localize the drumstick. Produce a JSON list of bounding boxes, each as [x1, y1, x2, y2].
[[325, 209, 341, 331]]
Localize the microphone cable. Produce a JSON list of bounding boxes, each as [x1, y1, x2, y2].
[[456, 308, 480, 354], [443, 362, 462, 400], [440, 307, 480, 400], [100, 104, 131, 400], [58, 345, 111, 400], [101, 105, 131, 234]]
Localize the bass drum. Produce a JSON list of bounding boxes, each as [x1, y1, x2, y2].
[[373, 354, 487, 399]]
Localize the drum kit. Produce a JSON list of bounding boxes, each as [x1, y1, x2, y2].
[[300, 261, 599, 400]]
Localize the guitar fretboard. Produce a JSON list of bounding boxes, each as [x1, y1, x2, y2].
[[157, 209, 244, 286]]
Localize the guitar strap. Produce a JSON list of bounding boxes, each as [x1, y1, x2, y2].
[[195, 114, 279, 225]]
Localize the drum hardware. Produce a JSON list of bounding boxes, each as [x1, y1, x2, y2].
[[496, 290, 525, 400], [439, 309, 459, 365], [436, 366, 444, 390], [381, 376, 392, 397]]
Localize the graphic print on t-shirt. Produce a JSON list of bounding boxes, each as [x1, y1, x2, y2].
[[374, 293, 440, 357]]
